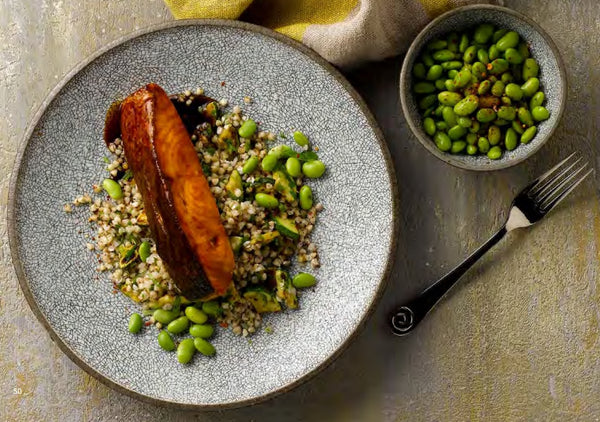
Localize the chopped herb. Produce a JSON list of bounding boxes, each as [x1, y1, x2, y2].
[[121, 169, 134, 181], [253, 177, 276, 186], [279, 132, 287, 139], [206, 147, 216, 155], [102, 156, 110, 164], [299, 151, 319, 162], [265, 325, 273, 334]]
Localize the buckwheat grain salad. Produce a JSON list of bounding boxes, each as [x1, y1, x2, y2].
[[67, 87, 325, 361]]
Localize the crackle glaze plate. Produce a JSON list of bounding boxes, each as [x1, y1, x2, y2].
[[8, 20, 398, 409]]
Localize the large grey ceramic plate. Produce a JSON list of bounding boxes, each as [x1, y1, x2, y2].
[[8, 21, 397, 409]]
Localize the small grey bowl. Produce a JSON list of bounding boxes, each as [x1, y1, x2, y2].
[[399, 4, 567, 171]]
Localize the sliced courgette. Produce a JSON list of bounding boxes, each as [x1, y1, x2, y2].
[[243, 287, 282, 313], [274, 216, 299, 240]]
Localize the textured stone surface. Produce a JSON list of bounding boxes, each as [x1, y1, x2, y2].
[[2, 0, 600, 421], [9, 21, 394, 407]]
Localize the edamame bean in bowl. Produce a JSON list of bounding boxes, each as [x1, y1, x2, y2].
[[400, 5, 566, 171], [66, 83, 326, 364]]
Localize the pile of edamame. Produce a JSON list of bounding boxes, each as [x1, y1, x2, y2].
[[128, 299, 220, 364], [412, 23, 550, 159]]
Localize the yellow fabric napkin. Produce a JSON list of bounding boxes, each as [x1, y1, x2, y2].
[[164, 0, 500, 67]]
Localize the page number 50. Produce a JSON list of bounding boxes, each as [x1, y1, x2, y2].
[[13, 388, 23, 395]]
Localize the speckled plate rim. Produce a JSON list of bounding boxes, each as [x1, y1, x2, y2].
[[7, 19, 400, 410], [399, 4, 568, 171]]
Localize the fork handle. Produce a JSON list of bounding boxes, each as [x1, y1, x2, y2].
[[391, 226, 507, 336]]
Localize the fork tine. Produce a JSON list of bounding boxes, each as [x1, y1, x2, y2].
[[534, 157, 584, 201], [540, 166, 593, 212], [528, 152, 578, 196]]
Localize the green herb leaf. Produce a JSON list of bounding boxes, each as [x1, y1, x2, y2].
[[279, 132, 287, 139], [253, 177, 276, 186], [202, 163, 211, 176], [172, 296, 182, 314], [102, 156, 111, 164], [299, 151, 319, 162], [121, 169, 134, 181]]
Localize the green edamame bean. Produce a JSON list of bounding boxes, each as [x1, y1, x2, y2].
[[435, 121, 448, 131], [238, 119, 257, 138], [496, 31, 520, 51], [491, 80, 505, 97], [448, 125, 467, 140], [476, 108, 496, 123], [451, 140, 467, 154], [505, 128, 518, 151], [418, 95, 437, 111], [467, 145, 478, 155], [167, 316, 190, 334], [493, 29, 509, 43], [138, 241, 151, 263], [441, 61, 462, 70], [447, 32, 459, 53], [463, 45, 477, 63], [422, 52, 434, 67], [299, 185, 313, 210], [177, 338, 196, 364], [474, 23, 494, 44], [501, 72, 514, 84], [202, 301, 221, 317], [438, 91, 463, 106], [522, 58, 539, 80], [453, 69, 472, 88], [489, 58, 509, 75], [457, 116, 472, 128], [488, 125, 501, 145], [426, 65, 443, 81], [504, 48, 524, 64], [268, 144, 294, 158], [261, 153, 279, 172], [477, 49, 489, 64], [469, 120, 480, 134], [488, 44, 500, 60], [494, 118, 510, 126], [434, 104, 445, 116], [487, 146, 503, 160], [466, 133, 478, 145], [414, 82, 436, 94], [442, 106, 457, 127], [102, 179, 123, 200], [185, 306, 208, 324], [194, 337, 216, 356], [530, 91, 545, 109], [255, 193, 279, 208], [521, 77, 540, 97], [532, 106, 550, 121], [518, 107, 534, 127], [413, 62, 427, 79], [521, 126, 537, 143], [434, 132, 452, 151], [435, 79, 446, 90], [153, 309, 178, 325], [501, 96, 512, 106], [478, 80, 491, 95], [517, 42, 530, 59], [189, 324, 215, 338], [423, 117, 436, 136], [448, 69, 459, 78], [453, 95, 479, 116], [497, 106, 516, 121], [472, 62, 487, 79], [128, 313, 143, 334], [478, 137, 490, 153], [293, 131, 309, 147], [427, 39, 447, 50], [459, 34, 469, 53], [292, 272, 317, 288], [512, 120, 525, 135], [504, 83, 523, 101], [432, 49, 455, 62], [158, 331, 175, 351], [242, 156, 259, 174], [302, 160, 326, 178], [285, 157, 302, 177], [444, 79, 457, 91], [424, 107, 434, 117]]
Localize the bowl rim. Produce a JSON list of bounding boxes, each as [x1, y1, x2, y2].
[[7, 19, 400, 410], [399, 4, 567, 171]]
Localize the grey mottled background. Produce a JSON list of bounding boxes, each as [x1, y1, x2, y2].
[[2, 1, 600, 421]]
